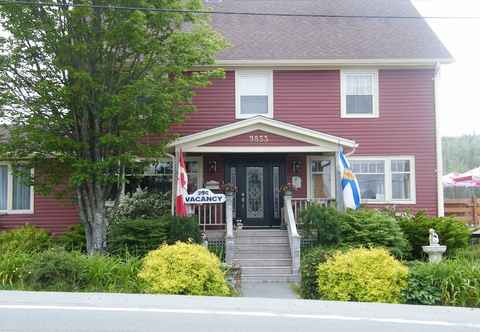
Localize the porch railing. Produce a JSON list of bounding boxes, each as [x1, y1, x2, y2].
[[289, 198, 333, 225], [188, 204, 225, 231]]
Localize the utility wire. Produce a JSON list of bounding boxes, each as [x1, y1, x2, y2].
[[1, 0, 480, 20]]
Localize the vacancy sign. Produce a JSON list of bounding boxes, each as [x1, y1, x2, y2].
[[184, 189, 226, 204]]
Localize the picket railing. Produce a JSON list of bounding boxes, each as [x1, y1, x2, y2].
[[189, 204, 225, 231]]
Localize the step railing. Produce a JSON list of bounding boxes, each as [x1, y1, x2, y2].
[[284, 193, 300, 280]]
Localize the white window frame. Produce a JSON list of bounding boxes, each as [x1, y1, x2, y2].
[[0, 162, 34, 214], [235, 69, 274, 119], [349, 156, 416, 204], [307, 155, 336, 200], [340, 69, 379, 118]]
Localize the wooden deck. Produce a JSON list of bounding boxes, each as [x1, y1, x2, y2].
[[445, 198, 480, 227]]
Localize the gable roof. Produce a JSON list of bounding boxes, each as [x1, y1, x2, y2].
[[171, 116, 357, 153], [206, 0, 452, 63]]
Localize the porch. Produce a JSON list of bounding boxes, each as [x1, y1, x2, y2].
[[168, 116, 357, 281]]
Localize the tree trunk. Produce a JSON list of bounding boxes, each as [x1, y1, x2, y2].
[[77, 183, 107, 255]]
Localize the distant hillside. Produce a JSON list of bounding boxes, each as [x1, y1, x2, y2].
[[442, 135, 480, 174]]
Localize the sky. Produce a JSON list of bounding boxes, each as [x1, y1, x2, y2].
[[413, 0, 480, 137]]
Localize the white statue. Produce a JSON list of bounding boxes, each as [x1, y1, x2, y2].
[[429, 228, 440, 246]]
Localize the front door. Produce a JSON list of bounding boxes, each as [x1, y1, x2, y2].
[[226, 157, 286, 227]]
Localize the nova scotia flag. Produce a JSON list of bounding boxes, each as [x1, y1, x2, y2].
[[338, 151, 361, 210]]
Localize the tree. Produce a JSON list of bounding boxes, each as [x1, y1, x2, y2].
[[0, 0, 225, 254]]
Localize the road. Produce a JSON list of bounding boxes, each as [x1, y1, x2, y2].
[[0, 291, 479, 332]]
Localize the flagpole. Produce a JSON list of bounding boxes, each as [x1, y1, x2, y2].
[[336, 146, 345, 212]]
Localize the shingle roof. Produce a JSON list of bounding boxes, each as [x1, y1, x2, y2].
[[207, 0, 452, 61]]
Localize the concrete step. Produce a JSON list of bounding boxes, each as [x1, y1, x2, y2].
[[236, 236, 289, 245], [236, 230, 288, 237], [242, 266, 293, 276], [233, 258, 292, 267], [235, 243, 290, 251], [241, 274, 299, 283], [234, 252, 291, 260]]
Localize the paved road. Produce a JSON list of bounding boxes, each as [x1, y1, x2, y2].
[[0, 291, 479, 332]]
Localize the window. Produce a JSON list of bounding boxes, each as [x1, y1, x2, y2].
[[185, 157, 203, 193], [125, 161, 173, 195], [0, 163, 33, 214], [350, 157, 415, 204], [124, 158, 202, 195], [341, 70, 379, 118], [308, 156, 335, 199], [351, 160, 385, 201], [236, 70, 273, 119]]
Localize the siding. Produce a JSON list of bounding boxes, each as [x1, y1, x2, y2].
[[175, 69, 438, 215], [0, 194, 79, 235], [1, 68, 438, 234]]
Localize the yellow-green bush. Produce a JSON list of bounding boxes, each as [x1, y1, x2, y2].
[[138, 242, 230, 296], [317, 247, 408, 303]]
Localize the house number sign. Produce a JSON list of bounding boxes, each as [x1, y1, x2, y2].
[[249, 135, 269, 144]]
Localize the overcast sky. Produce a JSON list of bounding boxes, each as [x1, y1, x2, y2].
[[413, 0, 480, 137]]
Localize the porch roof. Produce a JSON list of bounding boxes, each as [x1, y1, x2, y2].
[[170, 116, 357, 153]]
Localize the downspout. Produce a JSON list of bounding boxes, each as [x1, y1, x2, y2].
[[166, 152, 176, 216], [434, 62, 445, 216]]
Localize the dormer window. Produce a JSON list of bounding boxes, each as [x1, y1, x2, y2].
[[341, 70, 379, 118], [235, 70, 273, 119]]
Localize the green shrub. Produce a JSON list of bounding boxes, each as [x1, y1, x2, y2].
[[404, 259, 480, 307], [25, 249, 87, 291], [166, 216, 202, 244], [55, 224, 87, 252], [108, 189, 171, 223], [139, 242, 230, 296], [0, 225, 52, 254], [300, 205, 342, 246], [0, 252, 34, 289], [317, 247, 408, 303], [300, 246, 339, 299], [398, 212, 470, 260], [454, 245, 480, 261], [340, 209, 410, 258], [108, 219, 169, 257], [23, 248, 142, 293]]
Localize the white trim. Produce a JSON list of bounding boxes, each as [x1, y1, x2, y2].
[[0, 162, 34, 214], [306, 155, 336, 200], [213, 58, 454, 67], [183, 146, 339, 153], [235, 70, 274, 119], [171, 116, 357, 149], [340, 69, 379, 118], [349, 156, 416, 205], [434, 63, 444, 216]]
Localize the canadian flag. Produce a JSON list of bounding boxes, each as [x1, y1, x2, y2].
[[175, 149, 188, 217]]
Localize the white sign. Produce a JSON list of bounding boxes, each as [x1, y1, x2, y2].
[[184, 188, 226, 204]]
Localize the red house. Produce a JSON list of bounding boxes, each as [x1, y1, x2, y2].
[[0, 1, 451, 281]]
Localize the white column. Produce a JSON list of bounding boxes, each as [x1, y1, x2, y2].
[[225, 192, 235, 265]]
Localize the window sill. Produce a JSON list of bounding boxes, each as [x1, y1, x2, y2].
[[0, 210, 34, 215], [236, 113, 273, 120], [361, 200, 415, 205], [341, 113, 379, 119]]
